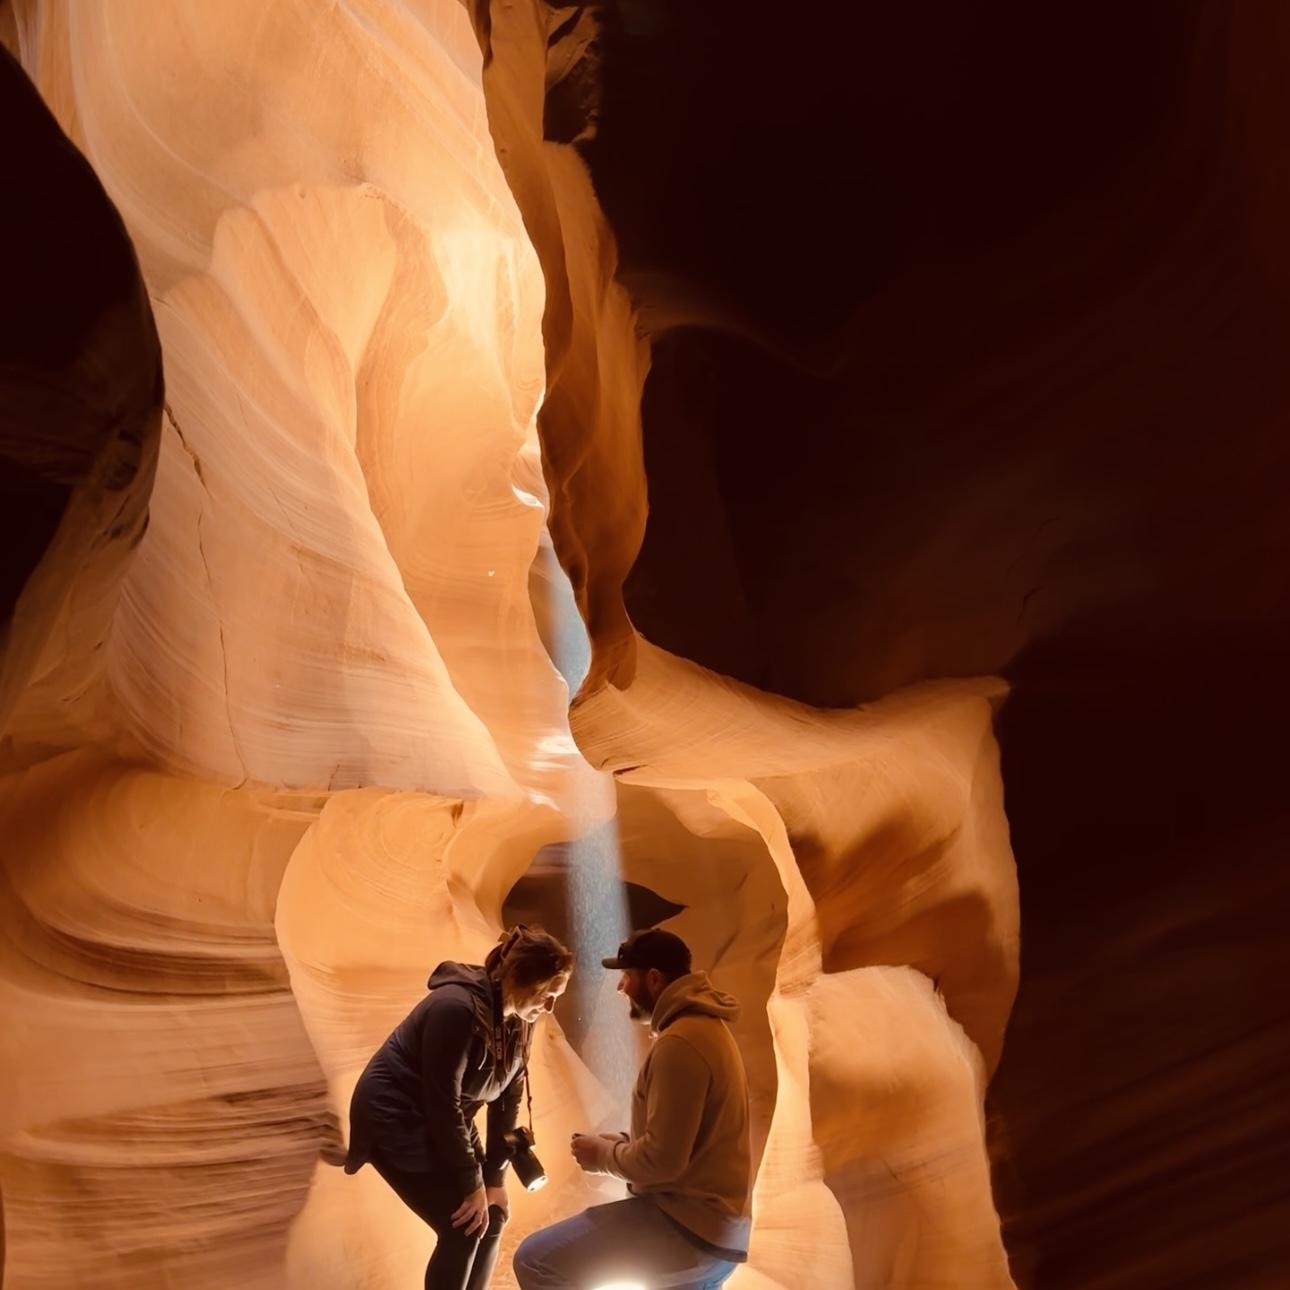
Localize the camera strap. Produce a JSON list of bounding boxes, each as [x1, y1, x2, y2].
[[491, 993, 536, 1137], [521, 1021, 535, 1137]]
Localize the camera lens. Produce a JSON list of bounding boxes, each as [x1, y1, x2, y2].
[[504, 1127, 548, 1191]]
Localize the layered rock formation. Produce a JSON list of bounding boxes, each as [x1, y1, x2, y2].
[[6, 1, 1279, 1288], [2, 1, 1021, 1280], [1, 3, 606, 1284]]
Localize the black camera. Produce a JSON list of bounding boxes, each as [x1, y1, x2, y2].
[[501, 1126, 548, 1192]]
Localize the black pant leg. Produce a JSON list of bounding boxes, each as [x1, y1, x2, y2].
[[464, 1206, 507, 1290], [372, 1160, 487, 1290]]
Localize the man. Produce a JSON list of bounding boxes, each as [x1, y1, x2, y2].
[[513, 929, 753, 1290]]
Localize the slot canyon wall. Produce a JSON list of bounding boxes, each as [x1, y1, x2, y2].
[[467, 3, 1290, 1288], [0, 4, 1285, 1290]]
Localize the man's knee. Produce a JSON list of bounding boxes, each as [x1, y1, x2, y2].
[[513, 1230, 538, 1271], [512, 1230, 548, 1289]]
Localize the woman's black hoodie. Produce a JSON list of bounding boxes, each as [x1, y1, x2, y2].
[[344, 961, 529, 1192]]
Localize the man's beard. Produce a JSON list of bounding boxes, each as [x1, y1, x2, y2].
[[627, 996, 648, 1021]]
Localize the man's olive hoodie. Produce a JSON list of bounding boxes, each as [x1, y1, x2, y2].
[[583, 972, 753, 1258]]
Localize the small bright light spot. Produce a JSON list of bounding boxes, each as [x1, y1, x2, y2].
[[487, 569, 496, 577], [590, 1283, 645, 1290]]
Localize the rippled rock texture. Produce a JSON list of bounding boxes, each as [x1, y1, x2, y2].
[[3, 1, 1284, 1288], [2, 3, 599, 1284]]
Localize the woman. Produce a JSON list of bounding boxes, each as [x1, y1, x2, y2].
[[345, 926, 574, 1290]]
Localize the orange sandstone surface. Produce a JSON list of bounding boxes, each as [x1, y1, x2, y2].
[[2, 3, 1285, 1289]]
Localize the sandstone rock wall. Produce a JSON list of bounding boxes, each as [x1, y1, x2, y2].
[[7, 1, 1270, 1288], [464, 3, 1290, 1287], [1, 4, 610, 1285]]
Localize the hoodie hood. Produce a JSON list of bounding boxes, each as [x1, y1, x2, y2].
[[651, 971, 742, 1034], [427, 960, 517, 1060], [427, 960, 497, 1016], [427, 959, 492, 996]]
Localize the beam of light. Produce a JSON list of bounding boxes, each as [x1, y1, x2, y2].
[[566, 812, 635, 1111], [533, 530, 636, 1114], [531, 531, 590, 695]]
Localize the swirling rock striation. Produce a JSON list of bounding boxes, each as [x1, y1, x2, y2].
[[1, 4, 598, 1286], [5, 1, 1279, 1287]]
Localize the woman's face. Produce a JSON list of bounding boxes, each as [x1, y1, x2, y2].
[[510, 969, 571, 1023]]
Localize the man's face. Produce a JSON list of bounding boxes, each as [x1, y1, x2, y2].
[[617, 968, 659, 1023], [513, 970, 571, 1023]]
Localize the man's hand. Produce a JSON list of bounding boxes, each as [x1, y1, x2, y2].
[[451, 1185, 490, 1236], [571, 1131, 616, 1173], [485, 1184, 509, 1221]]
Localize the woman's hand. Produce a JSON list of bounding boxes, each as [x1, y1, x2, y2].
[[451, 1185, 490, 1236], [485, 1184, 510, 1221]]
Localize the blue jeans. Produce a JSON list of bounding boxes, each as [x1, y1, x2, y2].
[[513, 1197, 738, 1290]]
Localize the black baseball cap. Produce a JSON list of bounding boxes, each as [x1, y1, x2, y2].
[[601, 928, 692, 978]]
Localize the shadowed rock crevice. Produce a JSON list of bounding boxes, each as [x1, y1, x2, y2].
[[0, 45, 161, 737]]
